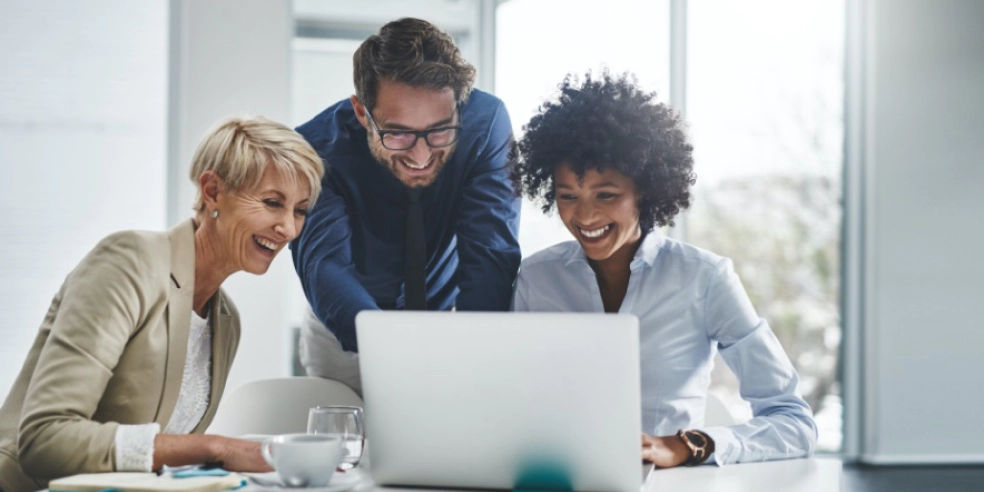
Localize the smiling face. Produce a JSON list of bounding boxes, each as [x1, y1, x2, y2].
[[213, 165, 312, 275], [353, 80, 458, 188], [554, 163, 643, 263]]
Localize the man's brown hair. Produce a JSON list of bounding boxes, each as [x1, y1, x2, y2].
[[353, 18, 476, 111]]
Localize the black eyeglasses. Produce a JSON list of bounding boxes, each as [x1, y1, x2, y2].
[[365, 110, 461, 151]]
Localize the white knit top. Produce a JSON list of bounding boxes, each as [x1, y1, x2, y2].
[[114, 311, 212, 471]]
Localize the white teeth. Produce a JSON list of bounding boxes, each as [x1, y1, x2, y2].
[[580, 225, 611, 238], [402, 159, 429, 170], [254, 236, 278, 251]]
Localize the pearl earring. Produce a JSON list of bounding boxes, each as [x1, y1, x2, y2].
[[211, 209, 219, 219]]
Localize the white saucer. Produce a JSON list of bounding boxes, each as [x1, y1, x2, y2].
[[238, 434, 272, 442], [244, 471, 362, 492]]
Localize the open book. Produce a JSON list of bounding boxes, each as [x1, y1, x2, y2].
[[48, 472, 245, 492]]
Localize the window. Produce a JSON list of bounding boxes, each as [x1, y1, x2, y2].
[[686, 0, 845, 451], [496, 0, 671, 255]]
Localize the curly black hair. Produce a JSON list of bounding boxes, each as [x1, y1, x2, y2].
[[514, 71, 696, 231]]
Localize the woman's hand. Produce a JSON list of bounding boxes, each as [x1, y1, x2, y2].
[[153, 434, 272, 472], [210, 437, 273, 472], [641, 433, 690, 468]]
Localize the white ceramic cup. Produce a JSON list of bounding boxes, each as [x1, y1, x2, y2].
[[261, 433, 344, 487]]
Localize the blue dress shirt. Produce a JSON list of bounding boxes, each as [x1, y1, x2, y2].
[[512, 233, 817, 464], [292, 90, 522, 352]]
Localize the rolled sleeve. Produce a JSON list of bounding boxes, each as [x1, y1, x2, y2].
[[114, 423, 159, 472], [703, 259, 818, 464]]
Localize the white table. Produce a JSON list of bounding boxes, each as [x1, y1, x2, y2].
[[644, 458, 842, 492], [297, 457, 842, 492]]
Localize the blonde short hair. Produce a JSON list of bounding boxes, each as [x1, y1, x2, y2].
[[189, 115, 324, 212]]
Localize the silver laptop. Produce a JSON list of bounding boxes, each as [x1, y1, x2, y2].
[[356, 311, 644, 492]]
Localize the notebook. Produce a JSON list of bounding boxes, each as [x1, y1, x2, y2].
[[356, 311, 644, 492], [48, 472, 245, 492]]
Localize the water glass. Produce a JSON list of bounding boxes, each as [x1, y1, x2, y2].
[[307, 405, 364, 471]]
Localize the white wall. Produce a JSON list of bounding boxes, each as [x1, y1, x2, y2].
[[860, 0, 984, 463], [0, 0, 168, 394], [168, 0, 297, 392]]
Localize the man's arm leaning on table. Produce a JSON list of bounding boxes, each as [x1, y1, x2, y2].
[[453, 99, 522, 312], [292, 182, 378, 353]]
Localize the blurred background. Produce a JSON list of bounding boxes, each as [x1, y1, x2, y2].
[[1, 0, 981, 466]]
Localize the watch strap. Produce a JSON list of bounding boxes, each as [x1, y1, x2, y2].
[[676, 429, 713, 466]]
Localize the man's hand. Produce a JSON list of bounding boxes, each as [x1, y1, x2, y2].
[[641, 433, 690, 468]]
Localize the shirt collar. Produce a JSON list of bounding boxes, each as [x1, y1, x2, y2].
[[562, 230, 664, 270], [633, 231, 664, 269]]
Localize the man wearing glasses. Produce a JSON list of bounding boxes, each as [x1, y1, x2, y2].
[[291, 18, 520, 389]]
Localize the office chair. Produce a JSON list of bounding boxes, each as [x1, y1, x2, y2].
[[207, 376, 363, 436]]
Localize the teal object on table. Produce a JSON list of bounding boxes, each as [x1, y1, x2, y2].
[[172, 468, 230, 478], [512, 458, 573, 492]]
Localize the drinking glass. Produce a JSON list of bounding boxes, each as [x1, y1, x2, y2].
[[307, 405, 364, 471]]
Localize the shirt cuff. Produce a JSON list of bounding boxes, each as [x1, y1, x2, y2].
[[114, 423, 160, 472], [700, 426, 739, 466]]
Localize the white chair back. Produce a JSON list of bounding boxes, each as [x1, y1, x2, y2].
[[208, 377, 363, 436]]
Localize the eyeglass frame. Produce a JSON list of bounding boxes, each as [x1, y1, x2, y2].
[[364, 108, 462, 151]]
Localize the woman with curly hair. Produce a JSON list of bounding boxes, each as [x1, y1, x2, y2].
[[512, 72, 817, 467]]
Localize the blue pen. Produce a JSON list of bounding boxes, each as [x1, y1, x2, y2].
[[156, 461, 226, 477]]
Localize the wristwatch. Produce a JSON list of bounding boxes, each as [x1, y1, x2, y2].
[[676, 429, 714, 466]]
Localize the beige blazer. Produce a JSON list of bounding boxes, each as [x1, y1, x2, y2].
[[0, 220, 240, 492]]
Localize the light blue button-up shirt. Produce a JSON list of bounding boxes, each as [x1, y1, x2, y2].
[[512, 233, 817, 464]]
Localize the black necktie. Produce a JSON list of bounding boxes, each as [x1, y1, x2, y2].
[[404, 188, 426, 310]]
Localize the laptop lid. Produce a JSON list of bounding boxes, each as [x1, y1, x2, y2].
[[356, 311, 642, 492]]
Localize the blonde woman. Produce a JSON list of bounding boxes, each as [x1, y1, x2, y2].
[[0, 116, 324, 491]]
